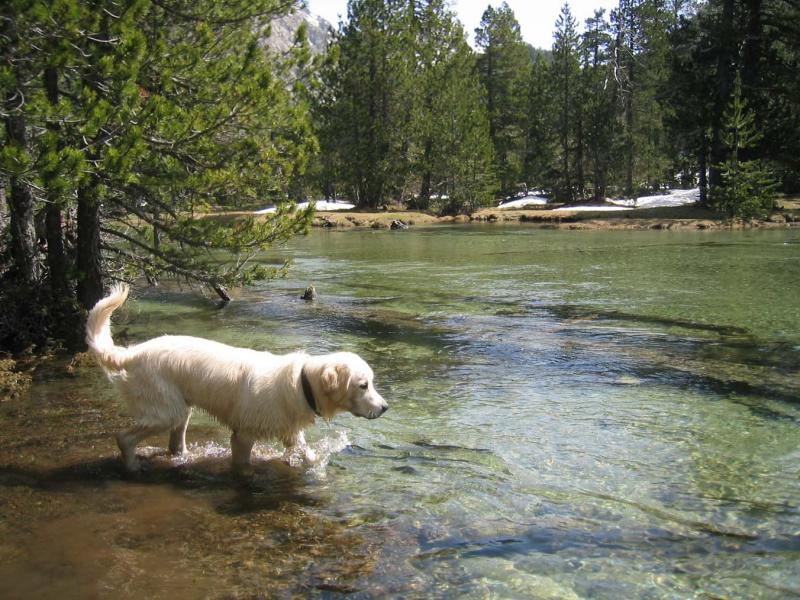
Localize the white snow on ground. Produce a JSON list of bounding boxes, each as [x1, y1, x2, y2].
[[607, 188, 700, 209], [550, 188, 700, 212], [497, 194, 549, 209], [254, 200, 355, 214]]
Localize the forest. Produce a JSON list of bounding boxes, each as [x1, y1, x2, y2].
[[2, 0, 799, 353], [312, 0, 799, 214]]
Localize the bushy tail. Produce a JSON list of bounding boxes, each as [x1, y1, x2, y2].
[[86, 284, 130, 371]]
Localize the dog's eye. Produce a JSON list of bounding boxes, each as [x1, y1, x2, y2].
[[359, 382, 368, 390]]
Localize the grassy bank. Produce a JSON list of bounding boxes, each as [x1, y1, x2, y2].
[[205, 200, 799, 231]]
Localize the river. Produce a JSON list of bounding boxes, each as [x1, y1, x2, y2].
[[1, 226, 799, 598]]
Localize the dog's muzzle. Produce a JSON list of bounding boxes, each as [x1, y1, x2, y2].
[[362, 404, 389, 419]]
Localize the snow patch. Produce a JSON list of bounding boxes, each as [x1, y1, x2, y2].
[[550, 188, 700, 212], [607, 188, 700, 209], [498, 194, 549, 209], [254, 199, 355, 214]]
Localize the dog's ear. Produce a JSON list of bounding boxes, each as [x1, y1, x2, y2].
[[321, 366, 339, 393], [321, 363, 350, 394], [336, 363, 350, 385]]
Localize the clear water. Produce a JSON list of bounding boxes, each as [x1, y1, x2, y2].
[[1, 227, 799, 598]]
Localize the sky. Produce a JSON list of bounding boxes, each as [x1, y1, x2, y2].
[[306, 0, 618, 50]]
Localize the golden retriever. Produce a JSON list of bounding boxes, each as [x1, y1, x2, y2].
[[86, 285, 388, 472]]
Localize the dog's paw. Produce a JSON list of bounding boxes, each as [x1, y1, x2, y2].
[[121, 455, 155, 477]]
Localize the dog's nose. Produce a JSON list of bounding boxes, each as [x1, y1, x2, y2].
[[380, 404, 388, 415]]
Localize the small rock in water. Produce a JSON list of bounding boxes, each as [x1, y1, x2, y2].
[[616, 375, 642, 385], [390, 219, 408, 230], [301, 285, 317, 301], [392, 465, 419, 475]]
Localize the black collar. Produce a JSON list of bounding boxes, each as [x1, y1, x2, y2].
[[301, 365, 321, 416]]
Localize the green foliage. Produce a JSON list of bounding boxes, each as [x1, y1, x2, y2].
[[314, 0, 495, 211], [710, 72, 777, 218], [1, 0, 317, 351], [550, 3, 581, 201], [579, 9, 616, 200], [524, 53, 558, 194], [475, 2, 532, 196]]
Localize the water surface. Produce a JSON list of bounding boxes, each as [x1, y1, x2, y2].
[[1, 227, 799, 598]]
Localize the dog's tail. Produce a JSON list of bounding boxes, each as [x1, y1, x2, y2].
[[86, 284, 130, 371]]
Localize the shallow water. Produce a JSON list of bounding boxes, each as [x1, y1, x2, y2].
[[2, 227, 799, 598]]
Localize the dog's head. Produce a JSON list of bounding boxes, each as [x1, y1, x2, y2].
[[307, 352, 388, 420]]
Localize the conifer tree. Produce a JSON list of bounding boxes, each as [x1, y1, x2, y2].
[[551, 3, 581, 201], [524, 52, 557, 194], [580, 9, 616, 201], [1, 0, 316, 352], [475, 2, 531, 197], [316, 0, 495, 212], [406, 0, 496, 212], [318, 0, 410, 207], [711, 71, 777, 218]]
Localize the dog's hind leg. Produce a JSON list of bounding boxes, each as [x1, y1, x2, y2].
[[168, 408, 192, 456], [116, 423, 170, 472], [230, 430, 254, 473]]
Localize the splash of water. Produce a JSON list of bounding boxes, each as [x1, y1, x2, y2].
[[138, 429, 351, 475]]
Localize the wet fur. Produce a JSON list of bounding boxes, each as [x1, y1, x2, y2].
[[86, 285, 388, 472]]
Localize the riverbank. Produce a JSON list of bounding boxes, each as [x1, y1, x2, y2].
[[306, 202, 798, 230]]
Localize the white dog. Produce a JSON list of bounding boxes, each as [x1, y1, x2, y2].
[[86, 285, 388, 472]]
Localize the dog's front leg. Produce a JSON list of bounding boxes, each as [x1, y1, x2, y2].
[[230, 430, 254, 473], [169, 408, 192, 456], [282, 431, 317, 466]]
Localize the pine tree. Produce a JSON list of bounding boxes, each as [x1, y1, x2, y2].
[[710, 71, 777, 218], [316, 0, 411, 207], [475, 2, 532, 197], [315, 0, 495, 212], [406, 1, 496, 213], [0, 0, 317, 352], [580, 9, 616, 201], [524, 52, 557, 194], [663, 3, 713, 202], [609, 0, 672, 197], [551, 3, 581, 201]]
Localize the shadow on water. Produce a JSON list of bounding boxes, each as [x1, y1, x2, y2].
[[484, 301, 800, 411], [546, 303, 751, 336], [0, 454, 387, 598], [0, 454, 323, 516]]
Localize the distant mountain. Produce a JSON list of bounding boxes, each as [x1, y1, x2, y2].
[[267, 5, 333, 55]]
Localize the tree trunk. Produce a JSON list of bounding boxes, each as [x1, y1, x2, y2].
[[4, 106, 39, 286], [709, 0, 734, 189], [43, 67, 83, 348], [576, 112, 584, 200], [742, 0, 762, 92], [699, 131, 708, 205], [76, 173, 104, 311], [418, 137, 433, 209], [43, 68, 71, 300], [624, 62, 635, 197]]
